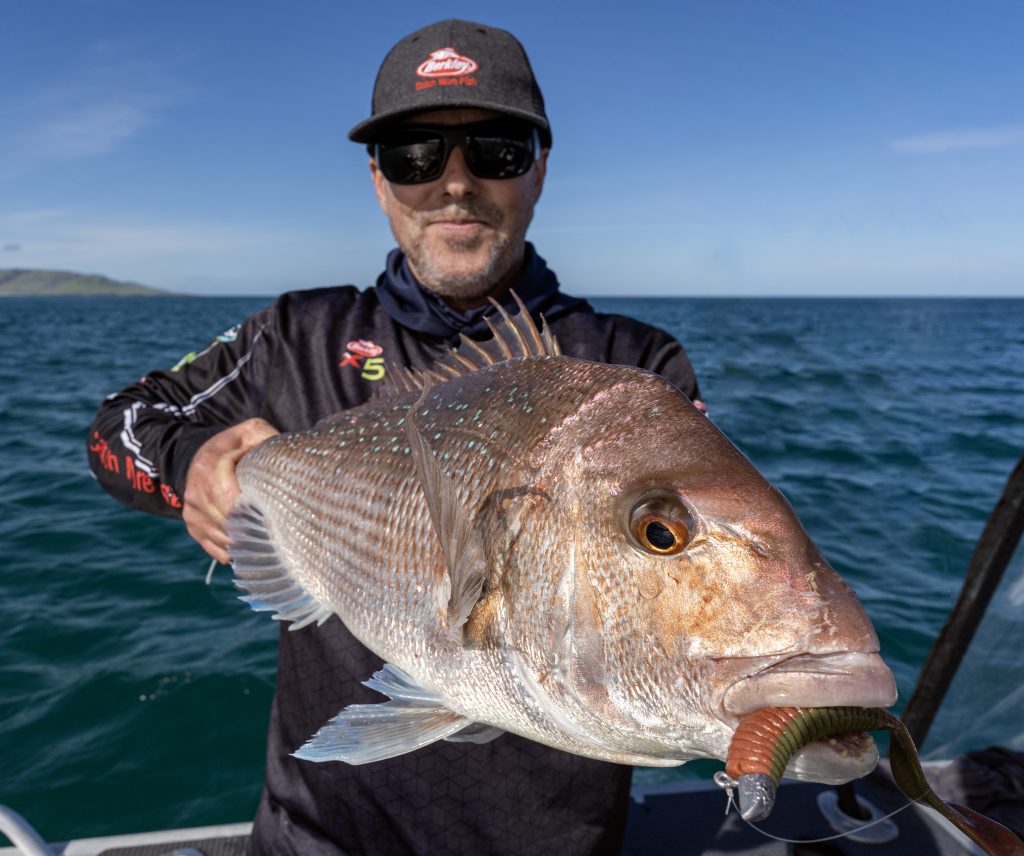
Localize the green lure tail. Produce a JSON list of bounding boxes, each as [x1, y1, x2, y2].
[[724, 706, 1024, 856]]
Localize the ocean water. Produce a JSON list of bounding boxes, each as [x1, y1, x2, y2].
[[2, 295, 1023, 843]]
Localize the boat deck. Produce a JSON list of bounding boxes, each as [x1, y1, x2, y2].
[[625, 767, 980, 855], [2, 767, 983, 855]]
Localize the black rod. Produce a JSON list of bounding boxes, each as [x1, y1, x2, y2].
[[901, 455, 1024, 748]]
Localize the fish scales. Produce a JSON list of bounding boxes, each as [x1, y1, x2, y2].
[[236, 356, 698, 762], [229, 302, 897, 777]]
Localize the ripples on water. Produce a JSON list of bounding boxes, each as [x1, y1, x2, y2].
[[1, 296, 1022, 840]]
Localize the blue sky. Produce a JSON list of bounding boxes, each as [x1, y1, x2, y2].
[[3, 0, 1022, 296]]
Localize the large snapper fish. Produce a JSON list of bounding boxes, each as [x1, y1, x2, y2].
[[227, 300, 896, 782]]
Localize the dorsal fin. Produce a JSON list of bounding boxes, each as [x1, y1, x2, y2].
[[383, 291, 562, 395]]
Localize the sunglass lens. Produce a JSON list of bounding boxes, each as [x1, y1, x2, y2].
[[466, 129, 536, 179], [377, 131, 445, 184]]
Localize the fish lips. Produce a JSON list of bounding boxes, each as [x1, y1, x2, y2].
[[719, 651, 898, 784], [721, 651, 898, 716]]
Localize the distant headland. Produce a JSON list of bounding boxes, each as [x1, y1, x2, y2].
[[0, 268, 170, 297]]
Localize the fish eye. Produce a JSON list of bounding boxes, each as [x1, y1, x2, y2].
[[644, 521, 677, 551], [629, 491, 695, 556]]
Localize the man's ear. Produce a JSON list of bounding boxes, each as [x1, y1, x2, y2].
[[369, 158, 387, 210], [532, 148, 549, 202]]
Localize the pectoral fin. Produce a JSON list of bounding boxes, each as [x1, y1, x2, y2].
[[227, 500, 334, 631], [405, 383, 489, 644], [294, 663, 486, 764]]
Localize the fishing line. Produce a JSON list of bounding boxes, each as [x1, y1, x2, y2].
[[713, 771, 914, 845], [205, 558, 218, 585]]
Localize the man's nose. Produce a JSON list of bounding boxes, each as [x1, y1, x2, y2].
[[440, 146, 478, 197]]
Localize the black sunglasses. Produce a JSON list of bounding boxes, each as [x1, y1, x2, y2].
[[372, 121, 541, 185]]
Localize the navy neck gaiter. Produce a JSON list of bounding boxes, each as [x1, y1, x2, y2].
[[375, 243, 587, 341]]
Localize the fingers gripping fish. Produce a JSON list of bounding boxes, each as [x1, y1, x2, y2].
[[226, 295, 897, 781]]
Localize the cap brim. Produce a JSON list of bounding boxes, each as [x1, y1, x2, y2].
[[349, 104, 551, 147]]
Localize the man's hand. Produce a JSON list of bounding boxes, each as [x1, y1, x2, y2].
[[183, 418, 279, 564]]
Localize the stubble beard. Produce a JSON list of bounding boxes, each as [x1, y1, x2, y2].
[[400, 204, 528, 304]]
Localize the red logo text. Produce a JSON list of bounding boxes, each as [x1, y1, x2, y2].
[[416, 47, 479, 78]]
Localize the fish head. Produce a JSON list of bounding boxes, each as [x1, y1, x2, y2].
[[518, 362, 896, 781]]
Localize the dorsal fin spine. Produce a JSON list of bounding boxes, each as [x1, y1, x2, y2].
[[377, 291, 562, 396], [487, 298, 529, 357], [449, 350, 480, 372], [541, 320, 561, 357], [457, 335, 497, 366], [483, 314, 515, 360], [436, 362, 461, 379], [512, 292, 546, 354]]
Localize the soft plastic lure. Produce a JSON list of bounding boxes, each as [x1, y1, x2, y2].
[[724, 706, 1024, 855]]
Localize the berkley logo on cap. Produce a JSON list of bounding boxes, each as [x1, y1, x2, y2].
[[416, 47, 480, 78]]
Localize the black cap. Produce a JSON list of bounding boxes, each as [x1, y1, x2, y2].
[[349, 19, 551, 148]]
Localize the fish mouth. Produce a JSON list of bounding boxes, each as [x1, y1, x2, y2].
[[719, 652, 897, 784], [722, 651, 897, 716]]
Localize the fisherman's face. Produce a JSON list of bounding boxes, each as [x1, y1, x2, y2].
[[370, 108, 548, 310]]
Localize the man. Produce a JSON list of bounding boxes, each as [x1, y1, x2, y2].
[[88, 19, 702, 855]]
